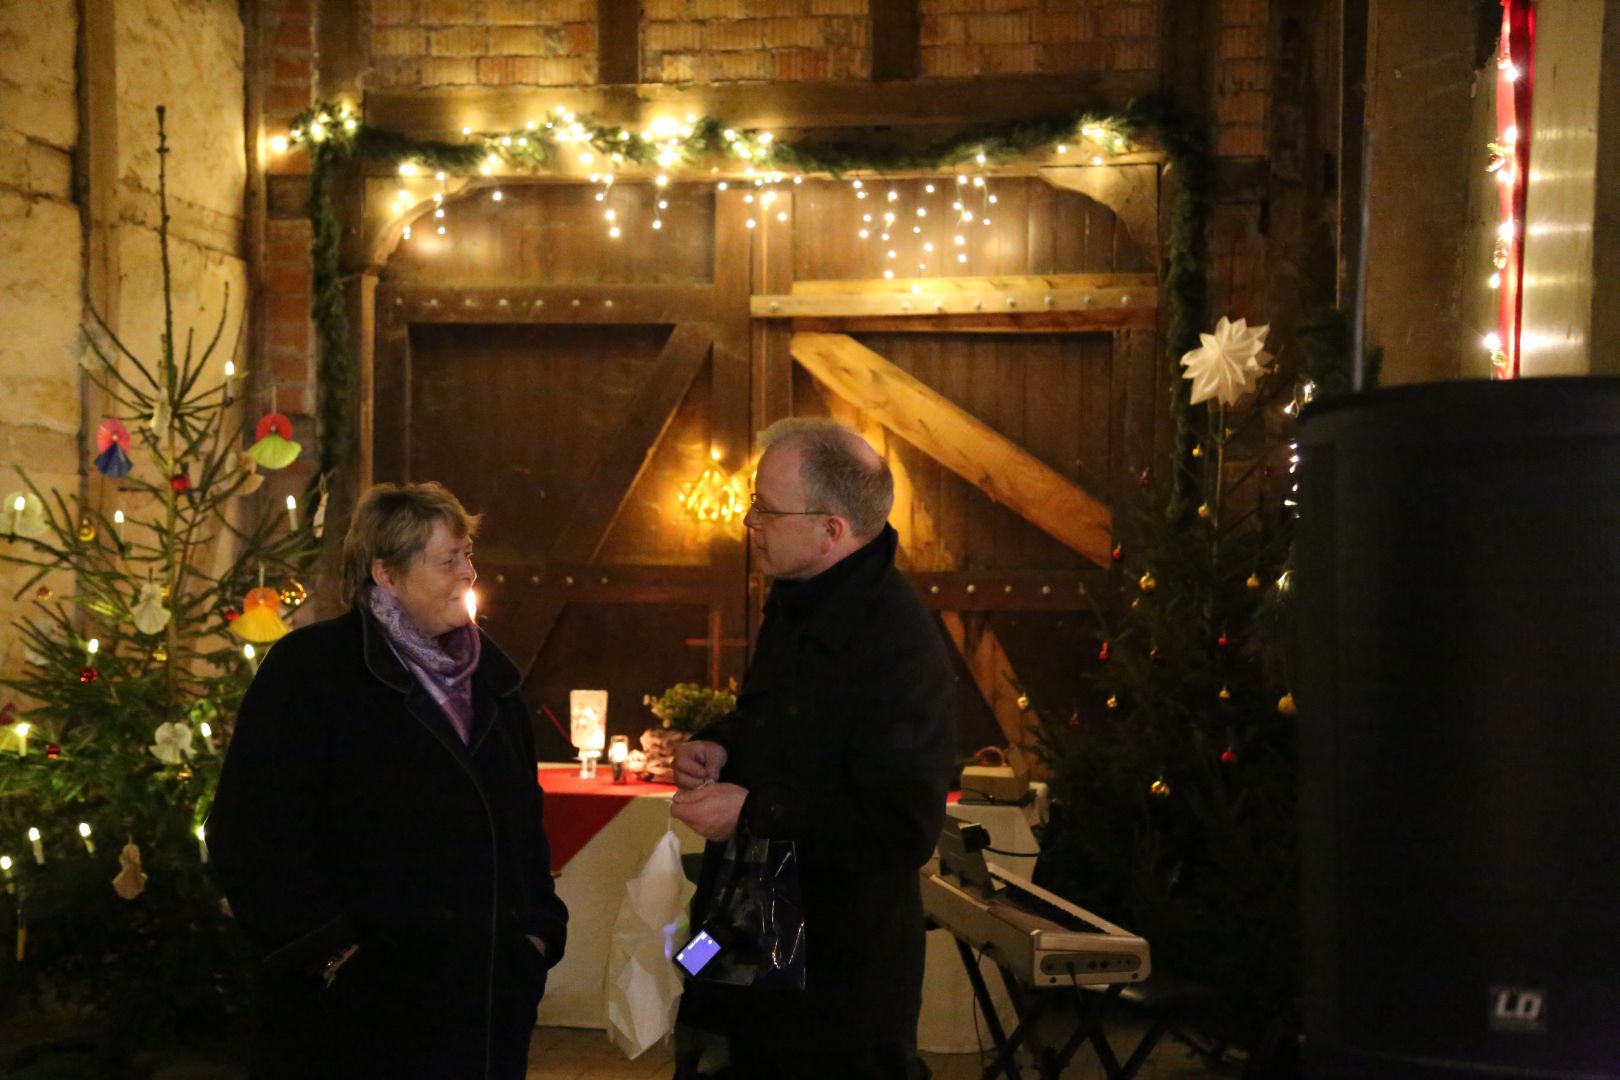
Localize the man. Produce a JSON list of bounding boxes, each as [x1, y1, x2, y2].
[[208, 483, 567, 1079], [671, 419, 956, 1079]]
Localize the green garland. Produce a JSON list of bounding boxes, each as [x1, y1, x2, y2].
[[286, 98, 1211, 476]]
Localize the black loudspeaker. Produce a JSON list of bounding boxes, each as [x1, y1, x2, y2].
[[1296, 379, 1620, 1078]]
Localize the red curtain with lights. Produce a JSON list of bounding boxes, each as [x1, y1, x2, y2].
[[1492, 0, 1534, 378]]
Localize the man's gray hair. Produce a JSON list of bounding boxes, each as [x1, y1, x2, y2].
[[759, 417, 894, 540]]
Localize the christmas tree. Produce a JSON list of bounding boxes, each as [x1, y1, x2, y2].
[[0, 109, 316, 1043], [1031, 310, 1358, 1061]]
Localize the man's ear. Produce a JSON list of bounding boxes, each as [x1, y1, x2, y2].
[[370, 558, 395, 592], [823, 514, 849, 547]]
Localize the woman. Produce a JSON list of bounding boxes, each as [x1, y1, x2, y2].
[[209, 482, 567, 1079]]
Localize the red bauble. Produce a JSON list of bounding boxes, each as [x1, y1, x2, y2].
[[1097, 641, 1110, 661], [1220, 747, 1238, 766], [1137, 469, 1152, 488], [1111, 544, 1124, 562], [79, 667, 98, 684], [1217, 633, 1230, 648], [170, 470, 191, 493], [45, 743, 60, 760], [223, 607, 240, 622]]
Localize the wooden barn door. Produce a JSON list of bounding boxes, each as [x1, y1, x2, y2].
[[371, 167, 1162, 757]]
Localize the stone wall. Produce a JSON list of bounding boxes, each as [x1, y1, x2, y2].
[[0, 0, 248, 682]]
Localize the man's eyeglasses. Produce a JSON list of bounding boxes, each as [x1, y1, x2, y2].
[[747, 492, 828, 519]]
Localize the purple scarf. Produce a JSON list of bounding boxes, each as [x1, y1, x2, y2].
[[366, 585, 481, 744]]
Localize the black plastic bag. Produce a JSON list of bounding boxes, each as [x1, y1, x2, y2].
[[689, 831, 806, 990]]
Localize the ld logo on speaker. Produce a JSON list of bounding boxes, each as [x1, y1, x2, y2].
[[1489, 987, 1546, 1033]]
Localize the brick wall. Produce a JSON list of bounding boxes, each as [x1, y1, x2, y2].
[[371, 0, 598, 88], [1215, 0, 1270, 157], [919, 0, 1158, 78], [642, 0, 870, 84]]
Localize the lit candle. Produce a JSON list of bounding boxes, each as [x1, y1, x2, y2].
[[195, 825, 209, 864], [286, 495, 299, 531], [77, 823, 94, 855], [13, 722, 27, 758], [223, 360, 236, 402], [86, 638, 99, 660], [113, 509, 125, 546], [27, 828, 43, 865], [0, 854, 12, 893], [463, 589, 478, 623], [198, 721, 214, 753], [609, 734, 630, 784], [243, 642, 258, 674], [11, 495, 23, 535]]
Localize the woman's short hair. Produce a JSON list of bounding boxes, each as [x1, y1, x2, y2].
[[759, 418, 893, 540], [340, 482, 481, 606]]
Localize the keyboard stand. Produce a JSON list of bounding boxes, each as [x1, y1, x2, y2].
[[950, 938, 1154, 1080]]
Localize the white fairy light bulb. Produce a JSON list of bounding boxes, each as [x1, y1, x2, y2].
[[269, 135, 289, 154]]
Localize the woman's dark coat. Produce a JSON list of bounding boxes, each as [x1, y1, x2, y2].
[[208, 607, 568, 1080], [677, 526, 956, 1054]]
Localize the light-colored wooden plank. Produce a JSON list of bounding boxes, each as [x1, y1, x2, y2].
[[792, 332, 1113, 566], [755, 284, 1157, 321], [791, 310, 1154, 333], [787, 273, 1156, 296]]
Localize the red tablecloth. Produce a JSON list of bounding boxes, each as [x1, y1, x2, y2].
[[538, 767, 676, 872]]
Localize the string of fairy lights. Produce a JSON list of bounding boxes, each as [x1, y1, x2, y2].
[[1482, 0, 1532, 379], [270, 103, 1135, 268]]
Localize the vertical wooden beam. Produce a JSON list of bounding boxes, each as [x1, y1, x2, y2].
[[598, 0, 641, 86], [357, 271, 378, 490], [714, 189, 757, 678], [871, 0, 921, 82], [78, 0, 120, 329]]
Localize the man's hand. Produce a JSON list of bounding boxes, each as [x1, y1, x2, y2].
[[674, 740, 728, 790], [671, 782, 747, 842]]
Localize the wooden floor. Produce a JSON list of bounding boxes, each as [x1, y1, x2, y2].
[[526, 1025, 1231, 1080]]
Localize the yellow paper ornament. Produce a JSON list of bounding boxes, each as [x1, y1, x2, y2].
[[231, 586, 291, 643]]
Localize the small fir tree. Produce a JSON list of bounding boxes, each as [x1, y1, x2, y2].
[[0, 109, 316, 1043]]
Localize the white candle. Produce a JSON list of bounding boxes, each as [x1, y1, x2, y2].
[[286, 495, 299, 531], [223, 360, 236, 401], [198, 721, 214, 753], [0, 855, 12, 895], [243, 642, 258, 674], [196, 825, 209, 863], [114, 509, 125, 545], [86, 638, 99, 660], [27, 828, 43, 865], [77, 823, 94, 855], [13, 722, 27, 759], [10, 495, 23, 535]]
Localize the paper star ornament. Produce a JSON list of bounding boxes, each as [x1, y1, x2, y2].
[[1179, 317, 1274, 407]]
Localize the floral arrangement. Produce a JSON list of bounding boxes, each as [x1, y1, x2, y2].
[[642, 682, 737, 735]]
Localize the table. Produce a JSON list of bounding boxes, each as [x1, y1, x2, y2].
[[534, 764, 1041, 1054]]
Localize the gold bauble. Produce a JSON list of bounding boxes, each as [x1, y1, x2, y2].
[[1149, 777, 1172, 798], [1218, 686, 1232, 701], [34, 585, 53, 602], [153, 646, 168, 663], [177, 764, 193, 781], [77, 517, 97, 543], [1245, 573, 1262, 590], [1016, 694, 1031, 711], [1191, 444, 1204, 459], [279, 578, 308, 608], [1278, 692, 1298, 717], [1138, 572, 1157, 593], [1196, 503, 1212, 520], [1105, 693, 1119, 710]]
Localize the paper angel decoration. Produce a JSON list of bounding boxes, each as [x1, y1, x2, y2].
[[230, 586, 291, 643], [149, 721, 195, 765], [149, 396, 172, 439], [132, 581, 171, 635], [3, 491, 48, 539], [1179, 316, 1274, 407], [94, 417, 134, 479], [246, 412, 302, 470], [231, 451, 265, 495], [113, 842, 148, 900]]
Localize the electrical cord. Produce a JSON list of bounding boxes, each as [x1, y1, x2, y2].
[[984, 845, 1041, 858]]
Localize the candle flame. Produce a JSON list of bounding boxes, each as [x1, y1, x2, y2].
[[464, 589, 478, 622]]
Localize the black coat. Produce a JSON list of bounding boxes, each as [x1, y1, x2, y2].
[[208, 607, 568, 1080], [678, 526, 956, 1052]]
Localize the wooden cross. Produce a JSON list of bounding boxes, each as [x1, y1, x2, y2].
[[684, 607, 749, 690]]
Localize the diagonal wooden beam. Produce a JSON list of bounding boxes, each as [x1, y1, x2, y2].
[[792, 332, 1113, 567], [818, 390, 1032, 759], [517, 323, 713, 685]]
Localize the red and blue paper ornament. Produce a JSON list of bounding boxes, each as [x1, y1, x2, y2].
[[94, 418, 133, 479]]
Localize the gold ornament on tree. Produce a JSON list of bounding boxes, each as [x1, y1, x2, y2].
[[278, 578, 308, 608]]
